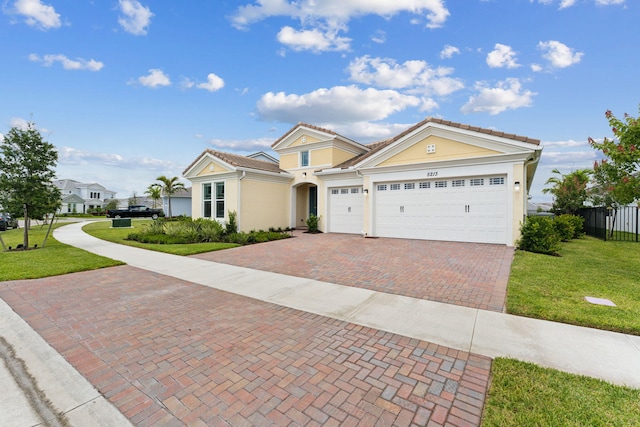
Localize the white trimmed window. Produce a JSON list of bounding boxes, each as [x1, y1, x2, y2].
[[350, 188, 360, 193], [470, 178, 484, 186], [404, 183, 415, 190], [490, 177, 505, 185], [390, 183, 401, 191], [452, 179, 465, 187], [331, 189, 339, 195], [377, 184, 387, 191], [419, 182, 430, 189], [435, 181, 447, 188], [300, 150, 309, 167]]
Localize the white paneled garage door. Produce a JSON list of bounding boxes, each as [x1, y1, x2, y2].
[[328, 186, 364, 234], [374, 176, 507, 244]]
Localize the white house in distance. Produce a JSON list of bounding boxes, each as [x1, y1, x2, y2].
[[53, 179, 117, 214], [183, 117, 543, 246]]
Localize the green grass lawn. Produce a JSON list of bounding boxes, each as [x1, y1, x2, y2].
[[82, 220, 240, 255], [507, 236, 640, 335], [0, 223, 122, 281], [482, 358, 640, 427]]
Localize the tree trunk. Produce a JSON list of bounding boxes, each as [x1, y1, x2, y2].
[[23, 204, 29, 249], [0, 234, 6, 251], [42, 212, 55, 248]]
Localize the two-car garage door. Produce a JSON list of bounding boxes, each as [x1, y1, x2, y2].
[[374, 176, 508, 244], [328, 176, 508, 244]]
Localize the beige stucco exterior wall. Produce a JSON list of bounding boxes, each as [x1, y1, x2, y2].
[[196, 161, 231, 176], [280, 153, 297, 170], [311, 148, 332, 167], [512, 163, 526, 244], [239, 179, 290, 231], [191, 182, 203, 218], [378, 135, 500, 167], [289, 134, 321, 148]]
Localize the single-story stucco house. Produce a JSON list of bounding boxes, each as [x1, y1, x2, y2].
[[183, 117, 542, 246]]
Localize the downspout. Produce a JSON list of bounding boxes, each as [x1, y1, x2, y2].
[[355, 169, 368, 237], [238, 171, 246, 231]]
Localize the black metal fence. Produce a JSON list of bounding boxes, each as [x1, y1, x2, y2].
[[577, 206, 639, 241]]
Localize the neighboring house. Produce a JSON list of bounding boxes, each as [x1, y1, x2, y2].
[[183, 117, 543, 246], [161, 187, 192, 217], [54, 179, 117, 214], [247, 151, 278, 164]]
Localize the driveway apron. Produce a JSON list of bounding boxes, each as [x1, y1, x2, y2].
[[193, 232, 513, 312]]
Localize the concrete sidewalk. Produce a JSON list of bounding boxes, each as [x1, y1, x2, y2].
[[52, 221, 640, 389]]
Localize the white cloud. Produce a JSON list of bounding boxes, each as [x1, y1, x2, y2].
[[207, 137, 275, 152], [118, 0, 153, 35], [11, 0, 61, 29], [256, 85, 420, 124], [9, 117, 30, 130], [440, 44, 460, 59], [543, 139, 590, 148], [276, 26, 351, 52], [531, 0, 623, 7], [29, 53, 104, 71], [197, 73, 225, 92], [231, 0, 450, 30], [538, 40, 583, 68], [461, 78, 536, 115], [486, 43, 520, 69], [531, 63, 543, 72], [371, 29, 386, 44], [347, 55, 464, 96], [135, 69, 171, 88]]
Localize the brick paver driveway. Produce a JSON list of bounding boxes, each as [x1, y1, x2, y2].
[[1, 266, 491, 426], [194, 232, 513, 312]]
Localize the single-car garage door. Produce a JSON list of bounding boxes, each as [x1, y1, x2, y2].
[[374, 176, 507, 244], [328, 186, 364, 234]]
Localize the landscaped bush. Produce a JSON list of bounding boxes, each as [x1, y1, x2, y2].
[[517, 216, 560, 255], [226, 210, 238, 235], [306, 213, 320, 233], [126, 217, 290, 246], [566, 214, 585, 239], [553, 215, 576, 242]]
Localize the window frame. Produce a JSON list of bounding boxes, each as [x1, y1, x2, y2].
[[300, 150, 310, 167]]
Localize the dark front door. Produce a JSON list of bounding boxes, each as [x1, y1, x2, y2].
[[309, 186, 318, 216]]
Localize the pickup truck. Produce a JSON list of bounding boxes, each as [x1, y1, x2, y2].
[[105, 205, 164, 219]]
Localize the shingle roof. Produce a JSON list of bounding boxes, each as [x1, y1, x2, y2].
[[183, 149, 286, 175], [329, 117, 540, 170]]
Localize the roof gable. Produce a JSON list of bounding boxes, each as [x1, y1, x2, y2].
[[183, 149, 287, 178], [271, 123, 368, 154]]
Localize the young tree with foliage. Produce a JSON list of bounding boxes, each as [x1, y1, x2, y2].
[[589, 106, 640, 206], [156, 175, 185, 218], [145, 184, 162, 208], [542, 168, 591, 215], [0, 121, 61, 249]]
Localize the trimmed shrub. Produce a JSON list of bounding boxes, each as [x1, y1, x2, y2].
[[226, 210, 238, 235], [517, 216, 561, 255], [567, 214, 585, 239], [306, 213, 320, 233], [553, 215, 576, 242]]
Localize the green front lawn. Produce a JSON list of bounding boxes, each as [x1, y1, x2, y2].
[[82, 220, 240, 255], [482, 358, 640, 427], [0, 224, 122, 281], [507, 236, 640, 335]]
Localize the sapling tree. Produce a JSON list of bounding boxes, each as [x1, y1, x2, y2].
[[0, 121, 61, 249], [589, 106, 640, 206]]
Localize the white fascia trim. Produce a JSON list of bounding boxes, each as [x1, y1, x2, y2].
[[184, 153, 237, 178], [357, 152, 534, 176], [314, 166, 357, 176], [235, 167, 293, 180]]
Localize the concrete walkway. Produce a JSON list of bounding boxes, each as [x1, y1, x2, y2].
[[52, 222, 640, 388], [2, 221, 639, 425]]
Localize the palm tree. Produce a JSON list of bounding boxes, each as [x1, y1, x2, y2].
[[542, 168, 591, 214], [156, 175, 185, 218], [145, 184, 162, 209]]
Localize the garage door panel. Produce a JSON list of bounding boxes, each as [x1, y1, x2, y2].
[[329, 187, 363, 234], [375, 176, 507, 244]]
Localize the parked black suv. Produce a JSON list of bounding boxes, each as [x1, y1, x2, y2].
[[0, 213, 19, 231]]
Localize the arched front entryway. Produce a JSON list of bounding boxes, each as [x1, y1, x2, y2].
[[292, 183, 317, 229]]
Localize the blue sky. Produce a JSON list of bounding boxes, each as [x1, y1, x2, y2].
[[1, 0, 637, 202]]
